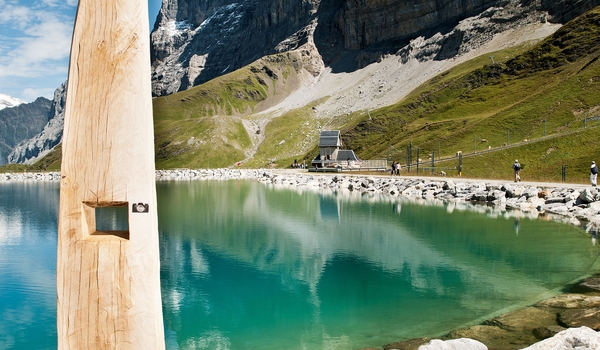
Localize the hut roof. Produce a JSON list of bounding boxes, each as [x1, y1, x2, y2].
[[336, 150, 359, 161], [318, 130, 342, 147]]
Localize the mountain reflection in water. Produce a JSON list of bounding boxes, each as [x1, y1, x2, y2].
[[156, 180, 600, 349]]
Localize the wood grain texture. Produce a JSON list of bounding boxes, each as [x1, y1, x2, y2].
[[57, 0, 164, 348]]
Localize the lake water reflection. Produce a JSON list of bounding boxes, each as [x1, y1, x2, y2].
[[156, 180, 600, 349], [0, 180, 599, 349], [0, 182, 59, 350]]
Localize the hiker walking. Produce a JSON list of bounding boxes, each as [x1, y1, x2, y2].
[[391, 161, 396, 176], [513, 159, 522, 182], [591, 161, 598, 187]]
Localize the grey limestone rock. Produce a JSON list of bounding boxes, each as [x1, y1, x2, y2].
[[0, 96, 53, 165], [580, 189, 597, 204], [566, 190, 581, 202], [7, 82, 66, 165], [532, 325, 567, 340], [484, 307, 557, 333], [521, 326, 600, 350], [418, 338, 487, 350], [589, 201, 600, 212], [383, 337, 430, 350], [506, 185, 525, 198], [544, 203, 569, 214], [472, 191, 489, 202], [546, 197, 566, 204], [536, 294, 600, 309], [581, 278, 600, 293]]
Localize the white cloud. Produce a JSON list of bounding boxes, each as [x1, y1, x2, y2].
[[0, 0, 75, 100], [21, 17, 72, 62], [0, 3, 33, 29], [0, 18, 72, 77], [23, 87, 56, 101]]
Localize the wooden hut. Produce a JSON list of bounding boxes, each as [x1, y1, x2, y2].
[[312, 130, 360, 168]]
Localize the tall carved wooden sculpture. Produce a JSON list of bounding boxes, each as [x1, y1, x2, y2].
[[57, 0, 164, 348]]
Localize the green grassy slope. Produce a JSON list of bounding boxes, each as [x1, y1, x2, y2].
[[336, 7, 600, 182], [242, 100, 328, 168], [152, 51, 309, 169]]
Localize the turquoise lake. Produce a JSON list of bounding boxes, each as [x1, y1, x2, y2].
[[1, 180, 599, 349]]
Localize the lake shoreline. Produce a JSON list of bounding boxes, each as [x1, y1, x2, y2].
[[152, 168, 600, 226], [8, 168, 598, 223]]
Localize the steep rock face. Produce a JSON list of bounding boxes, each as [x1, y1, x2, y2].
[[7, 83, 66, 165], [150, 0, 600, 97], [151, 0, 321, 96], [543, 0, 600, 22], [313, 0, 499, 64], [0, 96, 52, 165]]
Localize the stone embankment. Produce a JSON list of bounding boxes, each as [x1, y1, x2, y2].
[[0, 171, 60, 181], [154, 168, 600, 225]]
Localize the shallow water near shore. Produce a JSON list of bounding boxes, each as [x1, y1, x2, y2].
[[1, 180, 599, 349]]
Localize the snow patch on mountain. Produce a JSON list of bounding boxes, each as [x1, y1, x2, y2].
[[0, 94, 26, 110]]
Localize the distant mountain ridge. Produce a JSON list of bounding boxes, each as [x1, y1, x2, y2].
[[0, 96, 52, 166], [7, 83, 66, 165]]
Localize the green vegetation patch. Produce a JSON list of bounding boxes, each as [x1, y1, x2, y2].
[[155, 116, 251, 169], [433, 126, 600, 183], [245, 107, 323, 168], [152, 50, 310, 169], [153, 70, 269, 120]]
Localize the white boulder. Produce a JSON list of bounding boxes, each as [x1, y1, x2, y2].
[[520, 326, 600, 350], [418, 338, 487, 350]]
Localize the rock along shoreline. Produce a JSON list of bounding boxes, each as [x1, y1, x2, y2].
[[5, 168, 600, 349], [153, 168, 600, 226]]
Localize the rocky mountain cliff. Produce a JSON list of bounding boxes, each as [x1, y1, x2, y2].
[[0, 96, 53, 166], [7, 83, 67, 165], [150, 0, 600, 97]]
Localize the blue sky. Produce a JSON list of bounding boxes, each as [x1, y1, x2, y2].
[[0, 0, 163, 102]]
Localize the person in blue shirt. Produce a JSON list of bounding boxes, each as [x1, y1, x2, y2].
[[513, 159, 522, 182]]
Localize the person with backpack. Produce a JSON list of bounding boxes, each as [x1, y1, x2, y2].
[[591, 161, 598, 187], [513, 159, 522, 182]]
